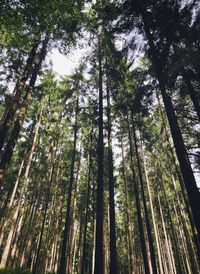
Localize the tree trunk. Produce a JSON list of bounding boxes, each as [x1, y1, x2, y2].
[[81, 131, 93, 274], [131, 114, 158, 274], [121, 138, 135, 274], [32, 159, 55, 274], [58, 96, 79, 274], [0, 38, 40, 153], [106, 82, 118, 274], [0, 37, 48, 182], [0, 203, 20, 267], [140, 139, 164, 274], [141, 11, 200, 241], [157, 195, 176, 274], [127, 112, 150, 274], [67, 148, 81, 274], [94, 34, 104, 274]]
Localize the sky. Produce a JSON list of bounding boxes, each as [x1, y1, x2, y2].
[[47, 46, 88, 78]]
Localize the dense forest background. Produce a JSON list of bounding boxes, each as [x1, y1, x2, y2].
[[0, 0, 200, 273]]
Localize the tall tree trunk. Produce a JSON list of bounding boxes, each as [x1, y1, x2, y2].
[[0, 37, 48, 182], [58, 97, 79, 274], [0, 203, 20, 267], [94, 35, 104, 274], [92, 183, 96, 274], [67, 148, 81, 274], [0, 38, 40, 152], [141, 11, 200, 241], [81, 131, 93, 274], [0, 156, 25, 244], [131, 115, 158, 274], [106, 82, 118, 274], [20, 192, 41, 268], [140, 139, 164, 274], [127, 112, 150, 274], [121, 138, 135, 274], [157, 195, 176, 274], [32, 158, 56, 274], [11, 178, 41, 268], [77, 215, 84, 273]]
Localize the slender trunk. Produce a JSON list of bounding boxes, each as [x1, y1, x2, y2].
[[18, 194, 37, 267], [104, 206, 109, 274], [94, 35, 104, 274], [8, 212, 24, 267], [157, 196, 176, 274], [48, 219, 59, 272], [77, 215, 84, 273], [0, 38, 40, 152], [141, 11, 200, 240], [32, 161, 55, 274], [0, 204, 20, 267], [72, 224, 79, 274], [131, 114, 157, 274], [58, 97, 79, 274], [0, 157, 25, 245], [92, 184, 96, 274], [141, 141, 164, 274], [172, 200, 192, 274], [127, 112, 150, 274], [0, 37, 48, 182], [121, 138, 134, 274], [81, 131, 93, 274], [67, 148, 81, 274], [106, 82, 118, 274], [9, 157, 25, 208], [20, 193, 40, 268], [11, 188, 39, 267]]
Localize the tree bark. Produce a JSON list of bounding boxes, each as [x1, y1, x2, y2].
[[131, 114, 158, 274], [127, 112, 150, 274], [32, 158, 56, 274], [106, 82, 118, 274], [81, 131, 93, 274], [94, 34, 104, 274], [121, 137, 135, 274], [58, 96, 79, 274], [141, 140, 164, 274]]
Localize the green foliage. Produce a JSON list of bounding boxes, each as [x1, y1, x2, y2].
[[0, 268, 32, 274]]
